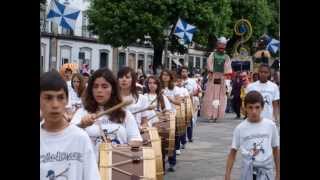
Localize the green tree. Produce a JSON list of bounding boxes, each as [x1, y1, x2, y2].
[[88, 0, 233, 69], [229, 0, 279, 54]]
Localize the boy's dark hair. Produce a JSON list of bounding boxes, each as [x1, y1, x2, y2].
[[244, 91, 264, 108], [40, 70, 68, 98], [179, 66, 189, 75]]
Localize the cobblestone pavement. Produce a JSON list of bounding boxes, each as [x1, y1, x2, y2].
[[164, 113, 243, 180]]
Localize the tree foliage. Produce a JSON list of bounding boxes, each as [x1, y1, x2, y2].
[[87, 0, 279, 64]]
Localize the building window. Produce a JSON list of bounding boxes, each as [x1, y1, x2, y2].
[[188, 56, 194, 71], [138, 54, 145, 70], [99, 50, 109, 68], [118, 52, 126, 68], [41, 43, 46, 73], [79, 47, 92, 70], [202, 57, 207, 69], [82, 10, 92, 38], [60, 45, 72, 67], [147, 55, 153, 69], [196, 57, 201, 69], [128, 53, 136, 70]]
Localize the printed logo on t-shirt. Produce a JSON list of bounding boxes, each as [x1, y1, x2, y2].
[[95, 125, 121, 145], [250, 139, 265, 159], [40, 152, 83, 163], [242, 133, 269, 160], [45, 163, 70, 180], [263, 95, 271, 105]]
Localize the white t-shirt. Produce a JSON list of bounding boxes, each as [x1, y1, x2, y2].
[[67, 88, 83, 112], [71, 108, 142, 160], [143, 93, 172, 125], [40, 124, 100, 180], [183, 78, 197, 95], [122, 94, 149, 126], [175, 86, 189, 97], [225, 79, 232, 95], [163, 86, 182, 113], [246, 81, 280, 120], [231, 118, 279, 168]]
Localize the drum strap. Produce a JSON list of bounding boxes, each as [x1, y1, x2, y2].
[[98, 122, 108, 143]]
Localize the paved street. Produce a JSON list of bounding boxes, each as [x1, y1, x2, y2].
[[165, 113, 242, 180]]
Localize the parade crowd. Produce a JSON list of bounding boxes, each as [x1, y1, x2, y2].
[[40, 37, 280, 180]]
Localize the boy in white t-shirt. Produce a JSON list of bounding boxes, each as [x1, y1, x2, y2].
[[246, 64, 280, 121], [225, 91, 280, 180], [175, 75, 189, 155], [40, 71, 100, 180]]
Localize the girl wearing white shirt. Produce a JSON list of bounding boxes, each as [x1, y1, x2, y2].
[[67, 73, 85, 111], [144, 75, 172, 126], [118, 67, 150, 129], [71, 68, 142, 159], [159, 69, 183, 172]]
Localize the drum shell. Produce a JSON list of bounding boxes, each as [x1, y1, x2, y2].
[[99, 143, 156, 180], [175, 104, 186, 136]]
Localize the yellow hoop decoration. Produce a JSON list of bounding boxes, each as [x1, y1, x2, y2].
[[233, 19, 253, 56]]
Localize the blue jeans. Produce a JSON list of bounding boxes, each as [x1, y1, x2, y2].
[[168, 135, 179, 166], [180, 121, 193, 145]]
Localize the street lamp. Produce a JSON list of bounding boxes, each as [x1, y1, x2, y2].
[[163, 25, 173, 69]]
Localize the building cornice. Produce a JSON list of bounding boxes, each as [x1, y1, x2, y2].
[[41, 32, 98, 43]]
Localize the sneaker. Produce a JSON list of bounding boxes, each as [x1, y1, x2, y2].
[[181, 144, 186, 149], [176, 150, 181, 155], [168, 165, 175, 172], [188, 139, 193, 143]]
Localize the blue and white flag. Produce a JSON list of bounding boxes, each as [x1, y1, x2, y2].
[[266, 38, 280, 54], [47, 0, 80, 30], [174, 18, 197, 44]]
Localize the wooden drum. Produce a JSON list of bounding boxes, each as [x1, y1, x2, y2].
[[185, 96, 194, 126], [175, 103, 186, 136], [141, 127, 163, 180], [99, 143, 156, 180], [153, 111, 175, 157]]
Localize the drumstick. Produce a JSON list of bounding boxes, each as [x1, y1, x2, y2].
[[95, 99, 133, 119], [131, 104, 157, 115]]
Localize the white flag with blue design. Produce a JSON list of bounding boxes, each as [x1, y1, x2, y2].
[[266, 38, 280, 54], [47, 0, 80, 30], [174, 18, 197, 44]]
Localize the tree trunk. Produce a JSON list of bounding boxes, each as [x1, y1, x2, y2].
[[152, 46, 164, 74]]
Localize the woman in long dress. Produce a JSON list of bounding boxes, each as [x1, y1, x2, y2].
[[201, 37, 232, 122]]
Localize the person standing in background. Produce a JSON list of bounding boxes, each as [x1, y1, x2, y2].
[[246, 64, 280, 122], [231, 73, 242, 119]]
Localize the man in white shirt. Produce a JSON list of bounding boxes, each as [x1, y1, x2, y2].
[[225, 91, 280, 180], [246, 64, 280, 121], [40, 71, 100, 180]]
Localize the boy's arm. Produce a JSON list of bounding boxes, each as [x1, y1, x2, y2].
[[272, 100, 279, 121], [273, 147, 280, 180], [83, 139, 101, 180], [225, 149, 237, 180]]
